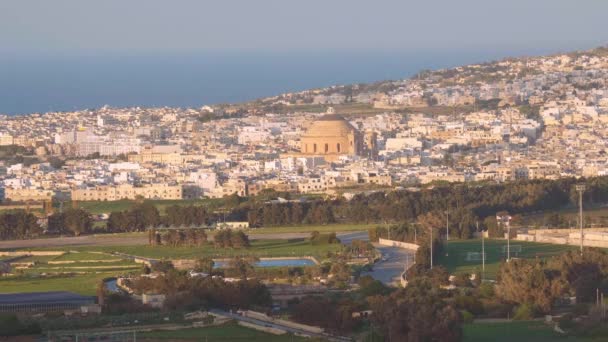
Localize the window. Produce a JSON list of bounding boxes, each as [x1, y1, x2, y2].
[[337, 143, 341, 152], [324, 143, 329, 153], [313, 144, 317, 153]]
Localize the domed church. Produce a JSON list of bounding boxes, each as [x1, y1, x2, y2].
[[300, 113, 363, 161]]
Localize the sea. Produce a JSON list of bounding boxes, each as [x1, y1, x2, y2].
[[0, 46, 580, 116]]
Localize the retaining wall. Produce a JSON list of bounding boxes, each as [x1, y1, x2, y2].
[[378, 238, 419, 251]]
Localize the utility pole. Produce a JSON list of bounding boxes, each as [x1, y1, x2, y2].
[[478, 221, 485, 281], [576, 184, 586, 256]]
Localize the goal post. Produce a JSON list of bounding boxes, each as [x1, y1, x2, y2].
[[465, 252, 486, 261]]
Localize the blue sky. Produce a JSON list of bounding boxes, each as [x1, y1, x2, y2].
[[1, 0, 607, 54]]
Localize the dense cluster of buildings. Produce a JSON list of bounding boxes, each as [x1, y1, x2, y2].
[[2, 50, 608, 204]]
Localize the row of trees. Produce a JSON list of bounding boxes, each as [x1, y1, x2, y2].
[[148, 228, 208, 247], [8, 175, 605, 240], [214, 229, 250, 249], [0, 210, 41, 240], [245, 176, 608, 229], [106, 203, 160, 232], [48, 208, 93, 236], [247, 202, 335, 227]]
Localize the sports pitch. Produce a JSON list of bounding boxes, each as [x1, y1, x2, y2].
[[436, 239, 578, 279]]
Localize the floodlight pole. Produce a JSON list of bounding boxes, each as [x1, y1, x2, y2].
[[507, 222, 510, 262], [430, 226, 433, 270], [576, 184, 586, 256], [478, 221, 485, 280], [445, 210, 449, 256]]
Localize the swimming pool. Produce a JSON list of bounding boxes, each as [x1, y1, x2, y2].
[[214, 258, 316, 268]]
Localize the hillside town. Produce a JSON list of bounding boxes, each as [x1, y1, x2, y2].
[[2, 48, 608, 204]]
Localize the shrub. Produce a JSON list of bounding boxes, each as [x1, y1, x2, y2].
[[513, 303, 534, 320], [461, 310, 474, 324]]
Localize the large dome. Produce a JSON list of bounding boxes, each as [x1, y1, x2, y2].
[[302, 115, 355, 138]]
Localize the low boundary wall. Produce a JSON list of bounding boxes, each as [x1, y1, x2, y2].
[[378, 238, 419, 251]]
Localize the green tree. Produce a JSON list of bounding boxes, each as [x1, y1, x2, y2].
[[194, 257, 215, 274], [368, 278, 462, 342], [229, 256, 258, 280]]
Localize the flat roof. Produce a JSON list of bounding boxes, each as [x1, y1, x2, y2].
[[0, 291, 95, 305]]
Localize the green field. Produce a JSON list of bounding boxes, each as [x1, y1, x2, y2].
[[436, 239, 578, 279], [0, 272, 117, 295], [57, 238, 342, 260], [75, 198, 217, 215], [140, 322, 308, 341], [463, 321, 600, 342], [1, 251, 140, 295]]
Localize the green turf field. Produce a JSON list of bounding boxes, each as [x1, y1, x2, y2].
[[0, 272, 118, 295], [463, 321, 600, 342], [57, 238, 342, 260], [140, 322, 308, 341], [436, 239, 578, 279]]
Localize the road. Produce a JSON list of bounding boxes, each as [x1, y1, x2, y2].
[[208, 309, 350, 342], [361, 243, 416, 286], [0, 231, 370, 250]]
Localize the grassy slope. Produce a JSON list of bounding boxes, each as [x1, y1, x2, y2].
[[436, 239, 578, 279]]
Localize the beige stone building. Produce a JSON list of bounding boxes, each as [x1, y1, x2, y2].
[[299, 114, 363, 162], [4, 188, 54, 202], [71, 184, 182, 201]]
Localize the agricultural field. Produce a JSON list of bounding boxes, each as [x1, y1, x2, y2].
[[0, 251, 141, 295], [0, 272, 118, 295], [463, 321, 600, 342], [139, 322, 308, 341], [436, 239, 578, 279]]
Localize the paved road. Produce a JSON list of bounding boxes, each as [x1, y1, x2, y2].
[[361, 243, 415, 286], [0, 231, 369, 250], [209, 309, 350, 342]]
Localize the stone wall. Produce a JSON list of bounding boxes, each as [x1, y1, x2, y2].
[[378, 238, 419, 251]]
